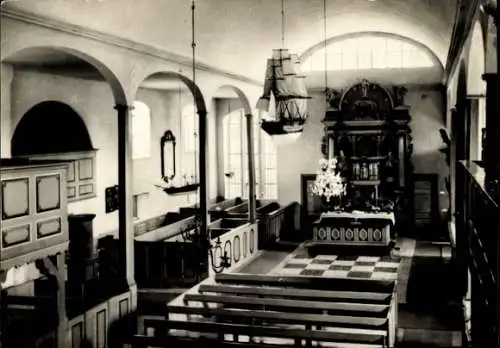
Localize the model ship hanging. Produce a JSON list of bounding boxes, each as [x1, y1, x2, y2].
[[256, 49, 311, 140]]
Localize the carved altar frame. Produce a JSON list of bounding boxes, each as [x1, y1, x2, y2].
[[321, 79, 414, 227]]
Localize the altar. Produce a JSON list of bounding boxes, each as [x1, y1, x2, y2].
[[309, 211, 395, 248]]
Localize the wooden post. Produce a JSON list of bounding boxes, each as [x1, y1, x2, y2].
[[198, 110, 210, 239], [245, 113, 257, 223], [0, 271, 7, 347], [115, 104, 136, 287], [42, 254, 68, 348]]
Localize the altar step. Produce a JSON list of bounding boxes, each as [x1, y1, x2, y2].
[[305, 240, 397, 257]]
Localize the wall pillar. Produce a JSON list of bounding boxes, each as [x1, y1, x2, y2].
[[245, 113, 257, 222], [198, 109, 209, 239], [115, 104, 135, 287], [0, 271, 7, 348], [482, 73, 500, 201], [0, 63, 14, 157]]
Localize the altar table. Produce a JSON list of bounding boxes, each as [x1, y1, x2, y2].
[[310, 211, 395, 247]]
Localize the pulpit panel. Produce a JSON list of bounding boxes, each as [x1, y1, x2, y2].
[[0, 159, 69, 270]]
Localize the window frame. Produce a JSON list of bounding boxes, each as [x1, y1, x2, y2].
[[131, 100, 152, 160], [221, 110, 277, 200], [180, 104, 199, 183], [302, 35, 435, 72]]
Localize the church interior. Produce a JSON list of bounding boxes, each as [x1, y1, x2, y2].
[[0, 0, 498, 347]]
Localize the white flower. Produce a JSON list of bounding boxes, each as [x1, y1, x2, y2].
[[311, 158, 345, 201]]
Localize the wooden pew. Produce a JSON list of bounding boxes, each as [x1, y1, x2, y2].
[[144, 318, 387, 346], [131, 273, 397, 348], [135, 215, 198, 242], [208, 197, 246, 221], [132, 216, 206, 288], [214, 273, 395, 293], [226, 200, 301, 249]]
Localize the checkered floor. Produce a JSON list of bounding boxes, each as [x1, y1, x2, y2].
[[270, 253, 400, 280]]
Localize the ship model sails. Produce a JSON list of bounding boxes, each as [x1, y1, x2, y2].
[[257, 49, 310, 135]]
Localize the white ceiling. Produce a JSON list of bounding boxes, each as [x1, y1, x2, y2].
[[4, 0, 457, 82]]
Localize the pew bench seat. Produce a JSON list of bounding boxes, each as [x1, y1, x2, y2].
[[130, 334, 386, 348], [143, 318, 388, 347], [127, 273, 398, 347]]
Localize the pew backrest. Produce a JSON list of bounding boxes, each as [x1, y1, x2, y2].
[[135, 216, 198, 242]]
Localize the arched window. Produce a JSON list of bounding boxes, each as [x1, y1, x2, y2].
[[260, 129, 278, 199], [222, 109, 277, 199], [131, 101, 151, 159], [301, 35, 435, 72], [181, 104, 199, 182]]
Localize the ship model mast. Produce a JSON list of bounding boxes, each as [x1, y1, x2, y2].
[[257, 48, 311, 135]]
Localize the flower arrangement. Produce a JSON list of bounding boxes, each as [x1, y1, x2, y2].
[[311, 158, 346, 203]]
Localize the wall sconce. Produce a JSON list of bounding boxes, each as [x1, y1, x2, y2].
[[160, 130, 176, 183]]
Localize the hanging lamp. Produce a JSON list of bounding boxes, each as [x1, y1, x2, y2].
[[256, 0, 311, 146], [186, 0, 231, 274]]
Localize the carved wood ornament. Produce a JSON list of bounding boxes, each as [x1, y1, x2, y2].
[[321, 79, 414, 224]]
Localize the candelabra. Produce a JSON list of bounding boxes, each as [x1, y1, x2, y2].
[[181, 217, 231, 274]]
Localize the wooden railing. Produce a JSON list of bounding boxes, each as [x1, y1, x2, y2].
[[134, 241, 207, 288], [207, 219, 258, 276], [3, 289, 134, 348], [259, 202, 300, 248], [456, 161, 500, 347], [224, 200, 300, 249]]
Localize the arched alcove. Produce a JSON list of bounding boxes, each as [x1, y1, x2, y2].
[[130, 69, 209, 222], [11, 101, 93, 156]]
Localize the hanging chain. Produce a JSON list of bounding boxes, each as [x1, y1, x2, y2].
[[281, 0, 286, 48], [191, 0, 199, 204], [323, 0, 328, 94], [191, 0, 196, 88]]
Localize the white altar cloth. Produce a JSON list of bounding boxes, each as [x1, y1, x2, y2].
[[321, 211, 395, 225]]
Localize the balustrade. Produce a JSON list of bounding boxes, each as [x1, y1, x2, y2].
[[456, 161, 499, 347]]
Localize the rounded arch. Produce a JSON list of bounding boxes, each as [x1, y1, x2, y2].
[[339, 80, 395, 111], [2, 46, 127, 105], [11, 101, 93, 156], [466, 21, 487, 95], [213, 85, 253, 115], [299, 31, 443, 70], [132, 70, 207, 115]]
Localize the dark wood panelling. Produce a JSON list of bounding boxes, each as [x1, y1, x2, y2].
[[96, 309, 107, 348], [119, 298, 129, 319], [36, 174, 61, 213], [413, 173, 439, 232], [71, 321, 83, 348], [1, 178, 30, 219]]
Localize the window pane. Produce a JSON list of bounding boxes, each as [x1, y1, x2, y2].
[[358, 53, 372, 69], [302, 35, 434, 71], [386, 52, 402, 68], [341, 53, 357, 70], [329, 54, 342, 71], [131, 101, 151, 159]]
